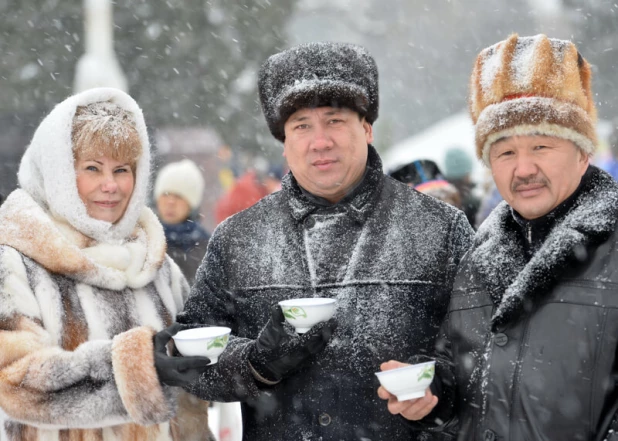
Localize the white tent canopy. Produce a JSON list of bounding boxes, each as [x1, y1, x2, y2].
[[382, 111, 486, 184]]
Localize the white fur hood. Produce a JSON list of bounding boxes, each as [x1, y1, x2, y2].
[[0, 189, 167, 290], [18, 88, 151, 244]]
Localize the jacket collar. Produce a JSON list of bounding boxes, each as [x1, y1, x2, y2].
[[510, 167, 590, 257], [282, 144, 385, 224], [470, 166, 618, 328]]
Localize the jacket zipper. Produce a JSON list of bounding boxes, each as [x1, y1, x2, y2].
[[527, 224, 532, 245]]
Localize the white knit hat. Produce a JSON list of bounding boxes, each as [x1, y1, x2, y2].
[[154, 159, 205, 210]]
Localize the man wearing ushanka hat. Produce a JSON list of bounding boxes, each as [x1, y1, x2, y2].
[[381, 33, 618, 441], [173, 42, 473, 440]]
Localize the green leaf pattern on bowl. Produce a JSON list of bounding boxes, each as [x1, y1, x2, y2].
[[417, 364, 435, 381], [282, 306, 307, 320], [207, 334, 229, 350]]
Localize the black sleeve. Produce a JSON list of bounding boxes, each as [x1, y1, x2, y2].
[[402, 211, 472, 433], [176, 227, 262, 402]]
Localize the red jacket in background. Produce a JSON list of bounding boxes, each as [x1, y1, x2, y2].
[[215, 171, 269, 224]]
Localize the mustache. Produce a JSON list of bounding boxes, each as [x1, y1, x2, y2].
[[511, 177, 548, 192]]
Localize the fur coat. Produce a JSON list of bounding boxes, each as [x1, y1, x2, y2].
[[0, 190, 214, 441], [0, 87, 212, 441]]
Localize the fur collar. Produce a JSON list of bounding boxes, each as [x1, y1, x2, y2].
[[0, 189, 167, 290], [470, 166, 618, 328], [282, 144, 385, 224]]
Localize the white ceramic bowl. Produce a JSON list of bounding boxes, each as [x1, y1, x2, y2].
[[278, 298, 336, 333], [375, 361, 436, 401], [172, 326, 231, 364]]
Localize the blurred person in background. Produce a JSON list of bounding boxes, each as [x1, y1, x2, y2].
[[389, 158, 443, 187], [390, 159, 463, 209], [443, 147, 481, 226], [0, 88, 214, 441], [214, 159, 284, 224], [475, 179, 503, 228], [596, 116, 618, 181], [168, 42, 473, 441], [155, 159, 210, 284], [414, 179, 462, 209], [380, 34, 618, 441]]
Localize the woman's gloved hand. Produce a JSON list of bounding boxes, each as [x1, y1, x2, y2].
[[248, 304, 337, 384], [153, 323, 212, 388]]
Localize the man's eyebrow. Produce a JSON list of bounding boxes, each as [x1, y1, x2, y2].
[[289, 115, 309, 123], [323, 109, 343, 116]]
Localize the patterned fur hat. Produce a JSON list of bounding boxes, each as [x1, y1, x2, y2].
[[469, 33, 597, 165], [258, 42, 379, 142]]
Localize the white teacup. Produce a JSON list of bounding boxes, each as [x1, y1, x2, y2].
[[278, 298, 336, 333], [172, 326, 231, 365], [375, 360, 436, 401]]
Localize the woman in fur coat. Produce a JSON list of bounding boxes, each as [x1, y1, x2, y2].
[[0, 88, 214, 441]]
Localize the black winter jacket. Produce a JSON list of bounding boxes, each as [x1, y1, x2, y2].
[[162, 219, 210, 284], [427, 166, 618, 441], [178, 146, 473, 441]]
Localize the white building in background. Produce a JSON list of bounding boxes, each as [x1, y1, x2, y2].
[[73, 0, 127, 93]]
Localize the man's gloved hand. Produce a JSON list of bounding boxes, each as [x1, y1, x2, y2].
[[153, 323, 212, 388], [248, 304, 337, 383]]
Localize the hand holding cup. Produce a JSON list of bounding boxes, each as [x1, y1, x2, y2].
[[278, 298, 337, 333], [376, 360, 438, 421]]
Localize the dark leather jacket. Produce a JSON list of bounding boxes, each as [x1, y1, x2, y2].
[[429, 166, 618, 441]]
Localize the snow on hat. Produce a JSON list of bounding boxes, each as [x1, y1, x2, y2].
[[258, 42, 379, 142], [469, 33, 597, 165], [154, 159, 204, 210], [18, 87, 151, 244]]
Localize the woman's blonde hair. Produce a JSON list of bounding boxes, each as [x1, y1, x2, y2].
[[71, 101, 142, 169]]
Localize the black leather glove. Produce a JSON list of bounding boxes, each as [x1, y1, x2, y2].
[[248, 304, 337, 383], [153, 323, 212, 388]]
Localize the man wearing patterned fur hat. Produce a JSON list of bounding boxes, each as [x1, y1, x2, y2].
[[379, 33, 618, 441], [166, 42, 473, 440]]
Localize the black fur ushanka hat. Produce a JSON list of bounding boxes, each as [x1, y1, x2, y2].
[[258, 42, 379, 142]]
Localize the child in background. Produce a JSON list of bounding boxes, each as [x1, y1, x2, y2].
[[155, 159, 210, 283]]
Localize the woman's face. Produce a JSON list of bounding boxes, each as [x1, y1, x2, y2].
[[75, 156, 135, 223]]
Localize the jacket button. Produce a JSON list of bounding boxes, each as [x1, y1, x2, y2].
[[318, 412, 332, 426], [304, 216, 316, 229], [494, 333, 508, 347], [483, 429, 496, 441]]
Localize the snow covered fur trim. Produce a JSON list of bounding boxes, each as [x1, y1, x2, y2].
[[478, 99, 597, 165], [469, 34, 596, 162], [258, 42, 379, 141], [0, 189, 167, 290], [112, 326, 175, 425]]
